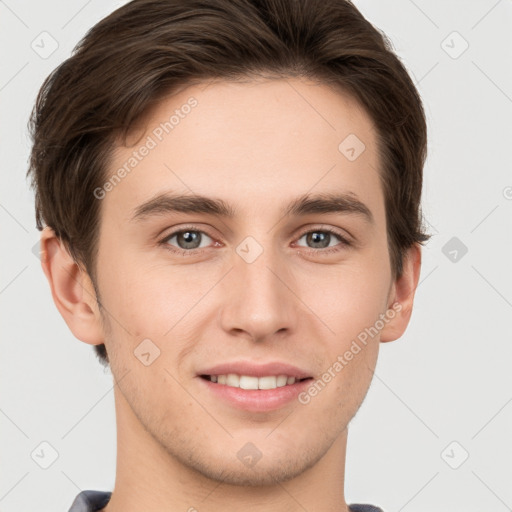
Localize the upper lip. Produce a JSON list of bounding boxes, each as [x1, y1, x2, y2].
[[198, 361, 312, 380]]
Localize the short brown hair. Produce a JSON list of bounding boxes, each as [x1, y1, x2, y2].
[[27, 0, 430, 367]]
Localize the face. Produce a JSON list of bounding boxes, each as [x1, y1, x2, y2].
[[93, 78, 397, 485]]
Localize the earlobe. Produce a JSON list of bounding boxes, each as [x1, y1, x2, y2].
[[380, 244, 422, 343], [40, 226, 105, 345]]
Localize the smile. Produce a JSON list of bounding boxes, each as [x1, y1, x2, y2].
[[200, 374, 312, 389]]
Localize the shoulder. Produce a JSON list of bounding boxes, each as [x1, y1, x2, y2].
[[67, 490, 112, 512], [348, 504, 385, 512]]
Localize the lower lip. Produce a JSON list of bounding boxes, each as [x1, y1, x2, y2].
[[198, 376, 313, 412]]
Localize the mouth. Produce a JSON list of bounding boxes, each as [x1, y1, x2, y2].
[[196, 361, 315, 412], [199, 374, 313, 390], [197, 371, 315, 413]]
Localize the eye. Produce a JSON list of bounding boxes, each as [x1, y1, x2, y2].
[[160, 227, 215, 255], [294, 228, 351, 254]]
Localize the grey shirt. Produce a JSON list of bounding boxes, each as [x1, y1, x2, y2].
[[67, 490, 384, 511]]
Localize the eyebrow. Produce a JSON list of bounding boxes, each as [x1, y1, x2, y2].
[[131, 191, 374, 224]]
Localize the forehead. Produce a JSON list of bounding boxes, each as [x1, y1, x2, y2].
[[104, 78, 383, 224]]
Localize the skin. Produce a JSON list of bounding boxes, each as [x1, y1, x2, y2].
[[40, 77, 421, 512]]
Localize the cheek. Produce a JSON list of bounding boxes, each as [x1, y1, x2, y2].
[[96, 254, 220, 365], [302, 255, 391, 339]]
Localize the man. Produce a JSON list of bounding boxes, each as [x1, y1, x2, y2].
[[27, 0, 428, 510]]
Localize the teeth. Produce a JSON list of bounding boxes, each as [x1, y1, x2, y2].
[[226, 373, 239, 387], [276, 375, 288, 387], [257, 376, 276, 389], [208, 374, 300, 389]]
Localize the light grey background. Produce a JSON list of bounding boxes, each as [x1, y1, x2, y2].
[[1, 1, 511, 511]]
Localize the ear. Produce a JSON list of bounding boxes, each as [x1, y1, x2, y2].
[[40, 226, 105, 345], [380, 244, 422, 343]]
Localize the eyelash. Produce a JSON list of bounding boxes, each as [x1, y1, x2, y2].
[[158, 225, 352, 257]]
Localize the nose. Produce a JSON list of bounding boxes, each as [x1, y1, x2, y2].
[[218, 243, 297, 343]]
